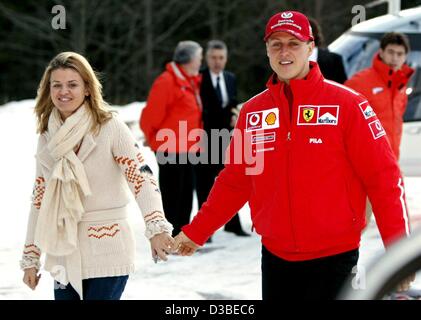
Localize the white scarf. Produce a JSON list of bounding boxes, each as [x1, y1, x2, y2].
[[34, 105, 92, 256]]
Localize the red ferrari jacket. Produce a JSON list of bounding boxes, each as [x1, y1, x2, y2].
[[182, 62, 410, 261], [345, 53, 414, 159], [140, 62, 203, 153]]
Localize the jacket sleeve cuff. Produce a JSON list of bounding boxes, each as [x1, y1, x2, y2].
[[145, 219, 174, 239], [20, 256, 41, 271], [181, 224, 212, 246]]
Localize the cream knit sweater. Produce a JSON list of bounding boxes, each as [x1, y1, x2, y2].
[[20, 114, 172, 296]]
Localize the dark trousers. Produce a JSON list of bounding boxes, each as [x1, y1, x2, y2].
[[261, 246, 358, 300], [195, 162, 244, 233], [158, 154, 195, 236], [54, 275, 129, 300]]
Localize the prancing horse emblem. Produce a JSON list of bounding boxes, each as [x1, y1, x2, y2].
[[303, 108, 315, 122]]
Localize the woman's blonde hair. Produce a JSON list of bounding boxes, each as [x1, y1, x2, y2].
[[35, 51, 113, 134]]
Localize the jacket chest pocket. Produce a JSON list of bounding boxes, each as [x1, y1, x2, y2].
[[87, 222, 126, 256]]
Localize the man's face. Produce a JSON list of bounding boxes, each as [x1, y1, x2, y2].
[[266, 32, 314, 83], [206, 48, 227, 74], [379, 44, 407, 71]]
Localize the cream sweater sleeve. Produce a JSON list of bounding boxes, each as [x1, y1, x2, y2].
[[20, 136, 45, 271], [112, 116, 173, 238]]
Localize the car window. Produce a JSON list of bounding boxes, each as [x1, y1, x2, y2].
[[405, 51, 421, 122]]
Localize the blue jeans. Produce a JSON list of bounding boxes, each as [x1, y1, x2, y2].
[[54, 275, 129, 300]]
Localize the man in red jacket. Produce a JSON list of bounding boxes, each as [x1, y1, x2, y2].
[[140, 41, 203, 236], [345, 32, 414, 160], [345, 33, 414, 225], [172, 11, 413, 299]]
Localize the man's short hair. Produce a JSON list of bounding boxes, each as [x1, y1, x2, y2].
[[308, 18, 324, 47], [380, 32, 410, 53], [206, 40, 228, 54], [173, 41, 202, 65]]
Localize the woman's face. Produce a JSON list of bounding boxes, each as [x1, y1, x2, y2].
[[50, 68, 89, 120]]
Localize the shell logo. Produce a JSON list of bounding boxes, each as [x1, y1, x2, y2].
[[265, 112, 277, 125]]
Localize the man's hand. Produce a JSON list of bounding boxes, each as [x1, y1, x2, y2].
[[396, 273, 416, 292], [172, 231, 200, 256], [23, 267, 41, 290], [150, 232, 174, 262]]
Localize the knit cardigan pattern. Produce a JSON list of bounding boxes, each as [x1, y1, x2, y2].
[[20, 114, 172, 281]]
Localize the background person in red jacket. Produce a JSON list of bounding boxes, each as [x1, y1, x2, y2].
[[172, 11, 414, 300], [140, 41, 203, 236], [345, 32, 414, 161], [345, 33, 414, 224]]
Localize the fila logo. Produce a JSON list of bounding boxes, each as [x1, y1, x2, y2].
[[246, 108, 280, 132], [359, 101, 376, 120], [309, 138, 323, 144]]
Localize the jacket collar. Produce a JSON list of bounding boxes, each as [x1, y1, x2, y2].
[[166, 62, 202, 89], [37, 131, 97, 170], [372, 52, 414, 89], [266, 61, 324, 98]]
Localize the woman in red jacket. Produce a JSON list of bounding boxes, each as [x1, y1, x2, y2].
[[172, 11, 413, 300]]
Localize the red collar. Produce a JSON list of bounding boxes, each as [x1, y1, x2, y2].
[[372, 52, 414, 88], [166, 62, 202, 88], [266, 61, 324, 97]]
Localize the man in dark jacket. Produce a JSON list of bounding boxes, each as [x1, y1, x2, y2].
[[197, 40, 249, 238], [309, 17, 347, 84]]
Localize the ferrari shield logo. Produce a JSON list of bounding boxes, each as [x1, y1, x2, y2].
[[303, 108, 315, 122]]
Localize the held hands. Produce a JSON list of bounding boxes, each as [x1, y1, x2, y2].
[[172, 231, 200, 256], [150, 231, 200, 262], [23, 267, 41, 290], [150, 232, 175, 262]]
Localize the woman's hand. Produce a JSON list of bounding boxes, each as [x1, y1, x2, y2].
[[23, 267, 41, 290], [150, 232, 175, 262]]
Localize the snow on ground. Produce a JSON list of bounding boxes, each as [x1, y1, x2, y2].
[[0, 100, 420, 300]]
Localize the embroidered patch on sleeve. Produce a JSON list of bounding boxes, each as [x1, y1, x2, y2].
[[359, 101, 376, 119], [115, 154, 160, 197], [368, 119, 386, 140], [32, 177, 45, 210], [144, 211, 165, 224], [23, 244, 41, 257], [115, 156, 144, 196]]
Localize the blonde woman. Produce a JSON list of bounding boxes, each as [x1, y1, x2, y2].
[[20, 52, 174, 300]]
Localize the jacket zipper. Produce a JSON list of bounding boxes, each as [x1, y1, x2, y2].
[[285, 91, 298, 252]]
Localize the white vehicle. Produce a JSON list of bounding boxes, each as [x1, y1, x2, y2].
[[329, 4, 421, 176]]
